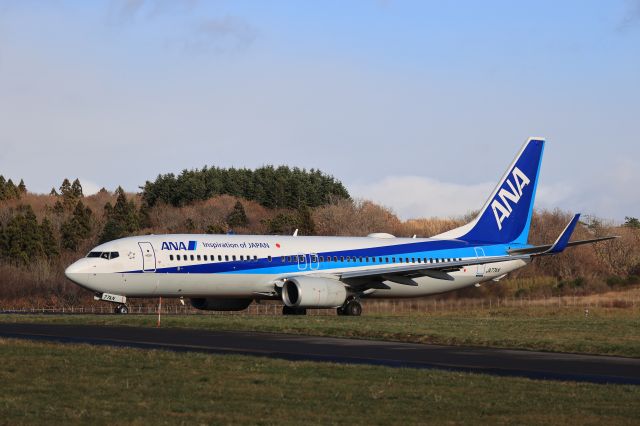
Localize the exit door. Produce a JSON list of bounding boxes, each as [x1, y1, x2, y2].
[[138, 242, 156, 272], [474, 247, 486, 277], [296, 253, 307, 271]]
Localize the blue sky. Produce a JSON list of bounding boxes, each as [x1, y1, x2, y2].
[[1, 0, 638, 221]]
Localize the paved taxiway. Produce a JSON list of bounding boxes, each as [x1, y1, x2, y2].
[[1, 322, 638, 384]]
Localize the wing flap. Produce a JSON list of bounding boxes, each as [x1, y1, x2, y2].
[[338, 254, 528, 281]]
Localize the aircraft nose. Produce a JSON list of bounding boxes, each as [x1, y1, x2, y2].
[[65, 260, 93, 289]]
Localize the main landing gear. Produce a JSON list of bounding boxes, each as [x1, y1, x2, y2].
[[114, 304, 129, 314], [337, 298, 362, 316]]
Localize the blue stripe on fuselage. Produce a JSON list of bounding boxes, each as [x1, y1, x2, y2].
[[120, 238, 521, 275]]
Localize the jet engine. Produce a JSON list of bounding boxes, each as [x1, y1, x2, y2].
[[190, 298, 252, 311], [282, 276, 347, 308]]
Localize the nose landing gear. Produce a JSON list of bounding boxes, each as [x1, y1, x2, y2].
[[94, 293, 129, 314], [114, 304, 129, 314]]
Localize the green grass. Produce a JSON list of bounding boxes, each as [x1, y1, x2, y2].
[[1, 305, 639, 357], [0, 338, 638, 425]]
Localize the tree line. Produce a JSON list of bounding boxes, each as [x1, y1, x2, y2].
[[141, 165, 350, 209], [0, 176, 27, 201], [0, 172, 638, 306]]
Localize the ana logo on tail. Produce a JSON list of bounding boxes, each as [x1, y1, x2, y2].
[[491, 167, 530, 230]]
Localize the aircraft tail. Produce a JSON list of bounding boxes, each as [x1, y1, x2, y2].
[[435, 138, 545, 245]]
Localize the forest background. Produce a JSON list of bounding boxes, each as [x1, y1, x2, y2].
[[0, 166, 638, 307]]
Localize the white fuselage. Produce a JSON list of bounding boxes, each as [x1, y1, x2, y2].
[[65, 234, 527, 300]]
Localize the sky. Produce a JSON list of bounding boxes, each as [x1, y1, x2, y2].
[[0, 0, 639, 222]]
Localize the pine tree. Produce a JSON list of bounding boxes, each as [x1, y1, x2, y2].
[[40, 217, 59, 259], [72, 200, 93, 238], [60, 219, 80, 251], [59, 178, 72, 197], [60, 178, 76, 209], [50, 187, 59, 196], [99, 187, 140, 243], [53, 200, 65, 215], [17, 179, 27, 195], [226, 201, 248, 228], [4, 205, 44, 264], [5, 179, 18, 199], [296, 205, 316, 236], [71, 178, 83, 198], [0, 175, 5, 200]]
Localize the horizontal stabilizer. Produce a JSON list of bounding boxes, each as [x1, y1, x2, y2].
[[547, 213, 581, 254], [507, 213, 619, 256], [507, 236, 619, 256]]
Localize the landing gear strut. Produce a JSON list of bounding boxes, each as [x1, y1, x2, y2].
[[114, 304, 129, 314], [337, 298, 362, 316], [282, 306, 307, 315]]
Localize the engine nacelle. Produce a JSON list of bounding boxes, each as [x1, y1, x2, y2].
[[190, 298, 252, 311], [282, 276, 347, 308]]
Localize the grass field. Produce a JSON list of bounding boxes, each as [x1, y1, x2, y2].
[[0, 338, 639, 425], [1, 305, 639, 357]]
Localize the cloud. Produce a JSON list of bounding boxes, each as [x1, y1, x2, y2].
[[349, 176, 493, 220], [78, 178, 102, 196], [618, 0, 640, 31], [183, 16, 258, 53], [109, 0, 197, 24]]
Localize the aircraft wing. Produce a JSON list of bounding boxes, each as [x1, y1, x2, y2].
[[338, 254, 530, 285]]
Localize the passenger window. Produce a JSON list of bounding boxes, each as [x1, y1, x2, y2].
[[268, 256, 272, 262], [218, 255, 222, 261], [190, 255, 194, 261], [240, 255, 244, 261], [170, 255, 174, 261], [232, 255, 236, 261], [197, 255, 201, 261], [254, 255, 258, 261], [340, 256, 344, 262], [225, 255, 229, 261]]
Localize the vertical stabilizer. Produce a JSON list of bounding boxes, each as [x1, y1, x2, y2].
[[434, 138, 545, 245]]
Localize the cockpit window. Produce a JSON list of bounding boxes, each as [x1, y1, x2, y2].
[[86, 251, 120, 260]]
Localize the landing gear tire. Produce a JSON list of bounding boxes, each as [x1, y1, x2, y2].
[[282, 306, 307, 316], [336, 306, 346, 316], [114, 304, 129, 314], [340, 300, 362, 316]]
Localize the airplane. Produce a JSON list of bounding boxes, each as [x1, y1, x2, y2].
[[65, 138, 616, 315]]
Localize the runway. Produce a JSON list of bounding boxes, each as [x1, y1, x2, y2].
[[1, 322, 639, 385]]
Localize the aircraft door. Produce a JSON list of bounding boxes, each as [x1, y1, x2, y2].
[[297, 253, 307, 271], [309, 253, 319, 270], [139, 242, 156, 272], [474, 247, 485, 277]]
